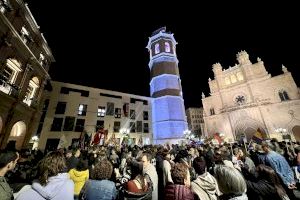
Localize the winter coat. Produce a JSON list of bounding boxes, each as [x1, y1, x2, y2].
[[68, 168, 89, 195], [83, 179, 117, 200], [164, 184, 195, 200], [246, 179, 285, 200], [0, 176, 13, 200], [16, 173, 74, 200], [191, 172, 220, 200], [265, 151, 295, 186]]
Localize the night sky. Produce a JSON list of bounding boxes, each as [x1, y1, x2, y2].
[[26, 1, 300, 108]]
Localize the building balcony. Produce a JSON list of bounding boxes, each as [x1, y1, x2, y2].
[[0, 81, 19, 98]]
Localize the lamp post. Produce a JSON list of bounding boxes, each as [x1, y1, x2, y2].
[[184, 129, 194, 144]]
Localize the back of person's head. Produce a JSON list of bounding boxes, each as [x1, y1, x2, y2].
[[38, 151, 66, 186], [171, 163, 188, 185], [129, 160, 143, 179], [92, 159, 113, 180], [76, 158, 88, 171], [214, 165, 246, 195], [0, 150, 19, 169], [193, 156, 206, 175], [256, 164, 287, 198]]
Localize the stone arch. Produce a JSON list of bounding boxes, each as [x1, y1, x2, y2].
[[292, 126, 300, 142], [7, 121, 26, 150], [234, 119, 267, 141]]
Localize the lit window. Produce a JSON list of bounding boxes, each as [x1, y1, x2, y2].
[[0, 59, 22, 95], [78, 104, 87, 116], [20, 26, 30, 43], [225, 77, 231, 85], [23, 77, 39, 106], [97, 106, 106, 117], [165, 42, 170, 52], [115, 108, 121, 118], [230, 74, 237, 83], [155, 43, 160, 54], [39, 53, 45, 65], [237, 72, 244, 81]]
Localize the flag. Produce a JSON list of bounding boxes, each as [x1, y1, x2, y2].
[[138, 137, 143, 147], [123, 103, 129, 117], [214, 133, 222, 144], [252, 129, 263, 144]]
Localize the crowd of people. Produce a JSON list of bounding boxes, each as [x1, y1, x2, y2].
[[1, 138, 300, 200]]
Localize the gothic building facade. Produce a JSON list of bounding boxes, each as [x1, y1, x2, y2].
[[0, 0, 54, 149], [202, 51, 300, 142]]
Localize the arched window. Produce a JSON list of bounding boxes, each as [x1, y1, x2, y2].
[[225, 77, 231, 85], [154, 43, 160, 54], [230, 74, 237, 83], [23, 77, 39, 106], [279, 90, 290, 101], [210, 108, 215, 115], [165, 42, 171, 52], [236, 72, 244, 81]]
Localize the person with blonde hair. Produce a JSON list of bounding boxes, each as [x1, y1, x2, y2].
[[214, 165, 248, 200]]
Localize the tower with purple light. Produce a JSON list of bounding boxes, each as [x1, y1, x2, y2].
[[147, 27, 188, 144]]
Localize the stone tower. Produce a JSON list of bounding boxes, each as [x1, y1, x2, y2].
[[147, 27, 188, 144]]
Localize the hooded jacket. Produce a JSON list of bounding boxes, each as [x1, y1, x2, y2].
[[16, 173, 74, 200], [191, 172, 220, 200], [68, 168, 89, 195]]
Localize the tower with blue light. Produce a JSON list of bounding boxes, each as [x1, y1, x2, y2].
[[147, 27, 188, 144]]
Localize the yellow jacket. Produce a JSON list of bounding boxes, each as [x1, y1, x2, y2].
[[68, 169, 89, 195]]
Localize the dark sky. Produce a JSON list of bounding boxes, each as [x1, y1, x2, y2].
[[26, 1, 300, 108]]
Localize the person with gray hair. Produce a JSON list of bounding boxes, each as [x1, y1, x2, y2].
[[214, 165, 248, 200]]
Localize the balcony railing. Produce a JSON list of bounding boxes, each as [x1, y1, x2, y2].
[[0, 80, 19, 98]]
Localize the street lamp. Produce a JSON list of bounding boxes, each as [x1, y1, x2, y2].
[[184, 129, 194, 140], [275, 128, 287, 134]]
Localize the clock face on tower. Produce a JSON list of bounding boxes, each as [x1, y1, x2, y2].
[[235, 95, 246, 105]]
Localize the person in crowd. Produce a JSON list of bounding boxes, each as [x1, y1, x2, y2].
[[0, 150, 19, 200], [81, 159, 117, 200], [125, 160, 149, 193], [110, 149, 120, 167], [142, 152, 158, 200], [246, 164, 289, 200], [66, 149, 80, 171], [164, 163, 195, 200], [162, 149, 174, 187], [69, 158, 89, 199], [191, 156, 220, 200], [261, 142, 296, 189], [214, 165, 248, 200], [16, 151, 74, 200]]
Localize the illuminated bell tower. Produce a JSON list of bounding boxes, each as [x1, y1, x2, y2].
[[147, 27, 188, 144]]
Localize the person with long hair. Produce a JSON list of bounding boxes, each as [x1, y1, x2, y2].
[[126, 161, 149, 193], [246, 164, 289, 200], [16, 151, 74, 200]]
